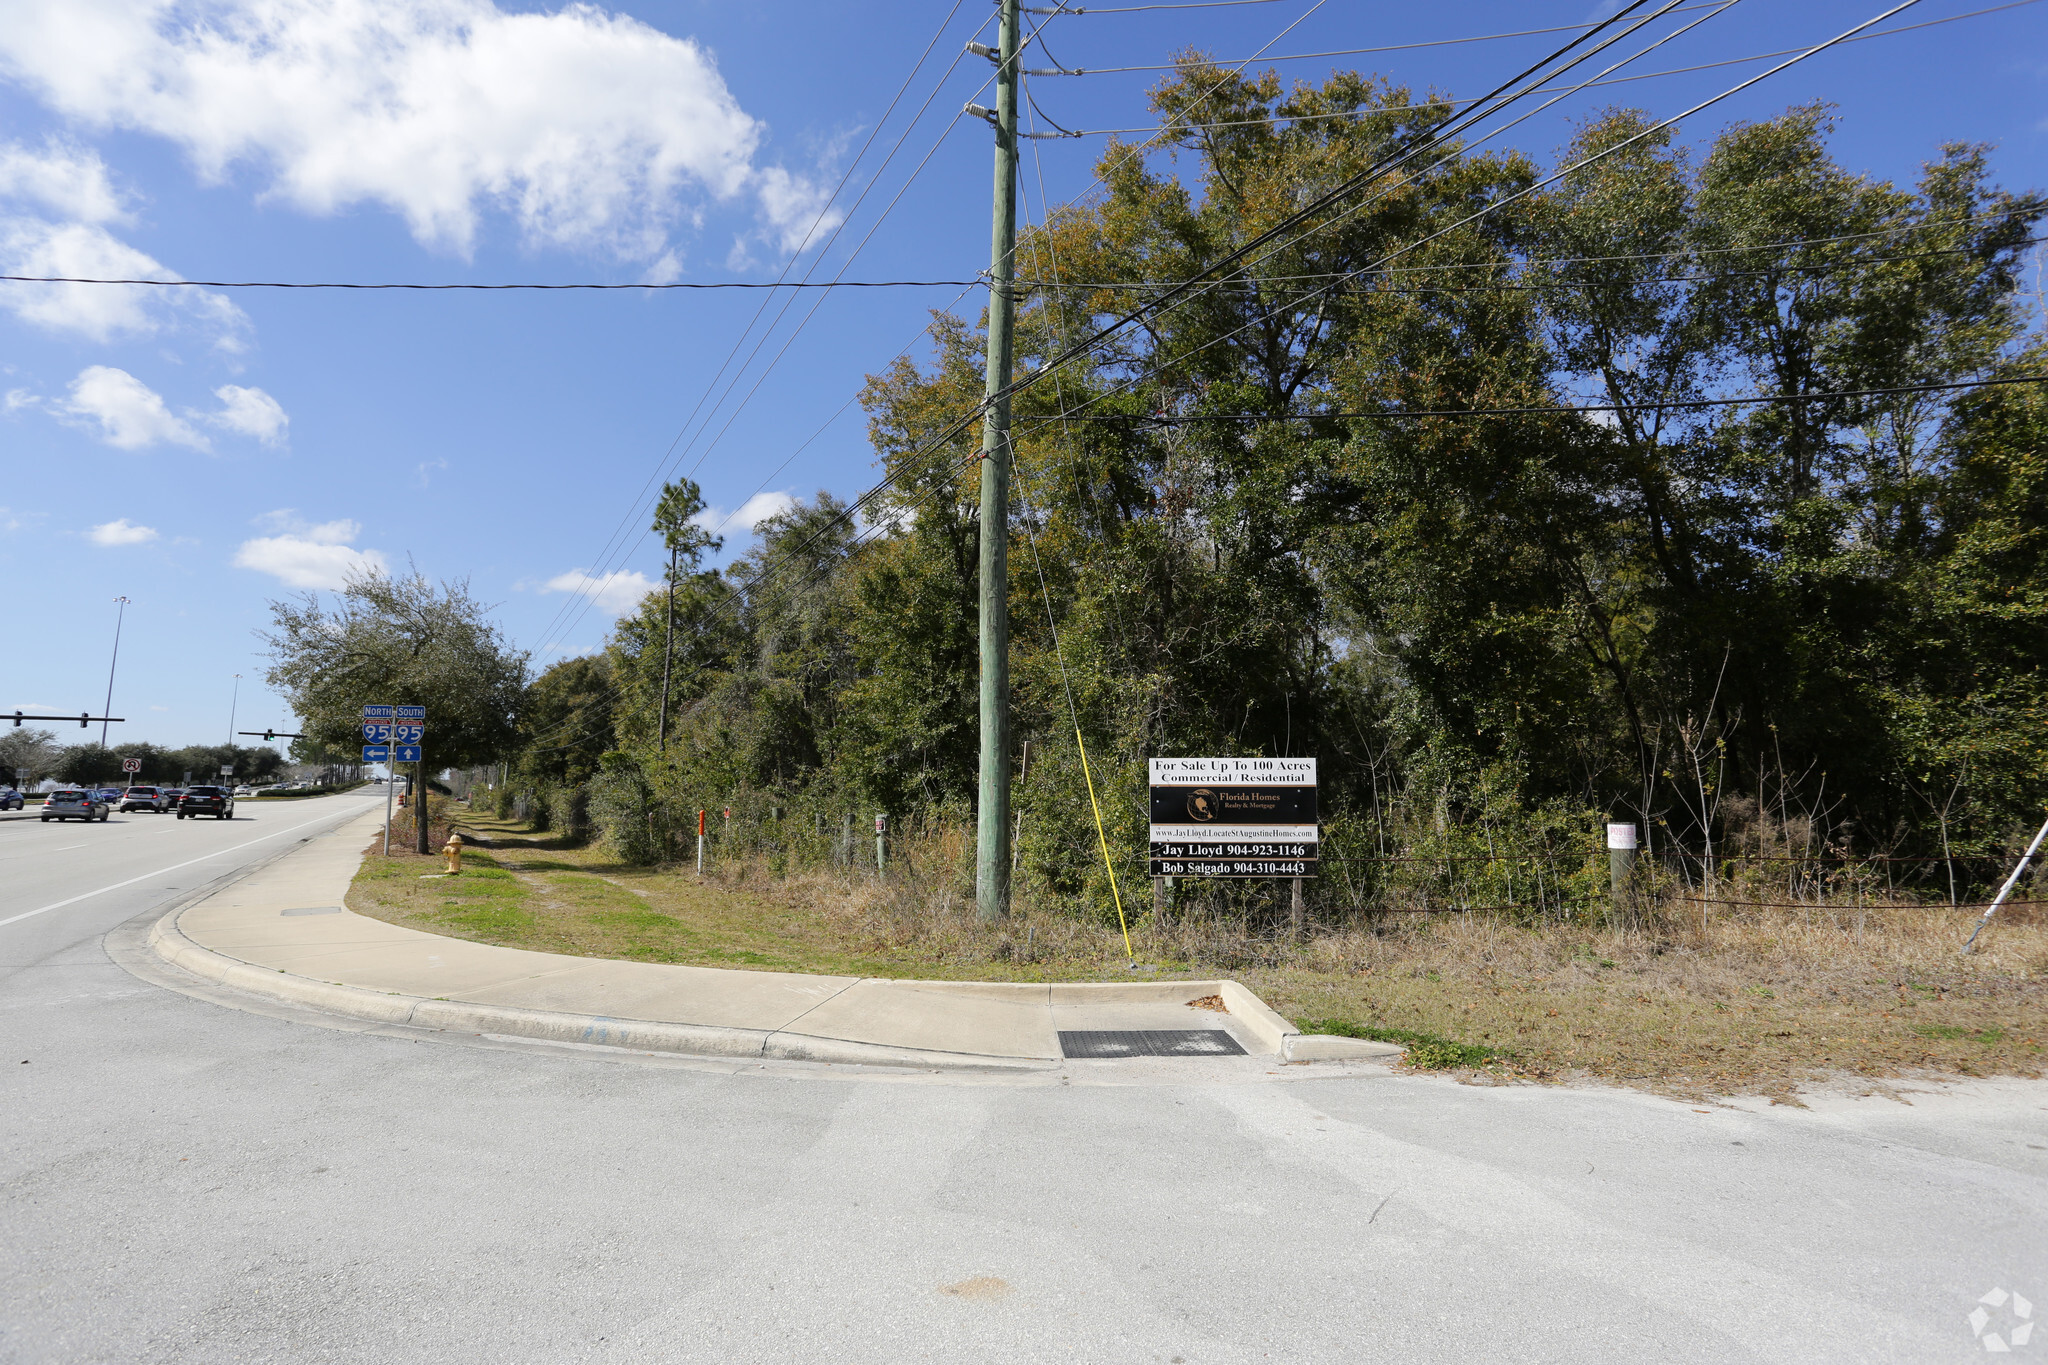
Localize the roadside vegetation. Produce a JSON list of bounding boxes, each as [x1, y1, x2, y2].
[[298, 60, 2048, 1098], [342, 806, 2047, 1096]]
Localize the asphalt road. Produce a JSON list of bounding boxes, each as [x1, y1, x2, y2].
[[3, 790, 2045, 1363]]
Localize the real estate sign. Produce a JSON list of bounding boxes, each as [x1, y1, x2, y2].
[[1148, 757, 1316, 878]]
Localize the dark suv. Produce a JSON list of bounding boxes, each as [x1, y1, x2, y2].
[[120, 785, 167, 813], [176, 786, 235, 820]]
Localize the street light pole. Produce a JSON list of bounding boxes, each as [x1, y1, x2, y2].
[[100, 597, 129, 747], [226, 675, 241, 777]]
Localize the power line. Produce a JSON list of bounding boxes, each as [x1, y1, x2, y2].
[[1036, 0, 2038, 132], [1012, 374, 2048, 427], [1007, 0, 1703, 409], [30, 213, 2035, 301], [1043, 0, 2032, 72], [529, 0, 1352, 687], [521, 0, 1936, 747], [536, 61, 1004, 657], [1036, 0, 1290, 11], [528, 7, 990, 655], [977, 0, 1948, 475], [539, 0, 1708, 708], [0, 273, 990, 290]]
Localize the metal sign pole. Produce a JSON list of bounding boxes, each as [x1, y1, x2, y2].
[[382, 714, 395, 855]]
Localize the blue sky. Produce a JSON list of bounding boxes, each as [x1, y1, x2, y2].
[[2, 0, 2044, 748]]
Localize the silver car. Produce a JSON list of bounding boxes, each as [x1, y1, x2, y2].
[[41, 789, 109, 822]]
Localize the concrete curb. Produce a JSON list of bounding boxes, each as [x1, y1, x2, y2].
[[142, 810, 1398, 1068], [147, 910, 1062, 1071]]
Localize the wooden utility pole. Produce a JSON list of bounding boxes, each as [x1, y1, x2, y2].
[[658, 542, 678, 751], [972, 0, 1021, 922]]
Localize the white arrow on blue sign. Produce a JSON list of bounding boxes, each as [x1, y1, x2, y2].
[[393, 744, 422, 763], [362, 744, 390, 763]]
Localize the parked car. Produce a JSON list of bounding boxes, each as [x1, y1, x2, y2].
[[234, 785, 253, 797], [0, 786, 24, 811], [119, 785, 168, 813], [176, 785, 235, 820], [41, 789, 109, 822]]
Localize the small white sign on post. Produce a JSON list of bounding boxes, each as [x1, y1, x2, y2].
[[1606, 823, 1638, 850], [122, 758, 141, 774]]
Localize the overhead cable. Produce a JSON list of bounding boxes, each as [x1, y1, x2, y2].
[[1048, 0, 2031, 72], [1014, 374, 2048, 427]]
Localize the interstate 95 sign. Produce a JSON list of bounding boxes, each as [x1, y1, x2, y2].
[[1148, 757, 1316, 879]]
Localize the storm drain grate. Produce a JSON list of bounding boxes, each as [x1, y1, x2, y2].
[[1059, 1030, 1246, 1059]]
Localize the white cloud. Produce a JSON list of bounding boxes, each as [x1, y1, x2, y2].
[[539, 568, 658, 616], [32, 369, 289, 449], [0, 0, 830, 265], [209, 384, 288, 445], [89, 517, 158, 546], [234, 511, 386, 589], [0, 138, 125, 223], [58, 366, 209, 450], [0, 139, 248, 345], [697, 489, 796, 538]]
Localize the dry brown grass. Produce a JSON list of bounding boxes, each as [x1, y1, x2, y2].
[[343, 805, 2048, 1097]]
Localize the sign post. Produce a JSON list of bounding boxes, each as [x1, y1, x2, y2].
[[395, 706, 427, 853], [363, 704, 394, 853], [1606, 822, 1637, 928]]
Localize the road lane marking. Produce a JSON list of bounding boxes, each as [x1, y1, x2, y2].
[[0, 802, 381, 929]]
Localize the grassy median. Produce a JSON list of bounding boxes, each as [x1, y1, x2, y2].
[[344, 808, 2048, 1098]]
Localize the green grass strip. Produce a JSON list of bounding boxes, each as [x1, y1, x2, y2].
[[1295, 1016, 1509, 1070]]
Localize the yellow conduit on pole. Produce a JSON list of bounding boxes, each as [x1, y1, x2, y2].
[[1074, 726, 1134, 960]]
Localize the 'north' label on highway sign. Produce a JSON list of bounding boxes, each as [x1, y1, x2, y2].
[[362, 723, 392, 744], [393, 724, 423, 744], [362, 704, 394, 720], [362, 744, 390, 763], [395, 705, 425, 721], [393, 744, 422, 763]]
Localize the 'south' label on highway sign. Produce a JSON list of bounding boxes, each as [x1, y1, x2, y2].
[[395, 705, 425, 721]]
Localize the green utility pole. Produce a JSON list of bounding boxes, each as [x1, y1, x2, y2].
[[972, 0, 1021, 922]]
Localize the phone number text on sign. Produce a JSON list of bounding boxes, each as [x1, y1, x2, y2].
[[1150, 859, 1315, 879]]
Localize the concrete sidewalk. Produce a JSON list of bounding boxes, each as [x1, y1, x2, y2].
[[147, 808, 1399, 1069]]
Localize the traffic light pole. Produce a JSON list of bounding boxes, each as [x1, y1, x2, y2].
[[974, 0, 1021, 923]]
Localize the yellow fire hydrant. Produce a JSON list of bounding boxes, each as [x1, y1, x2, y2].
[[442, 832, 464, 875]]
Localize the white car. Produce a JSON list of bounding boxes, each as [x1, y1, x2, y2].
[[234, 785, 253, 796]]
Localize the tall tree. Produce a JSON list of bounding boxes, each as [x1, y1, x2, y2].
[[262, 566, 528, 850]]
